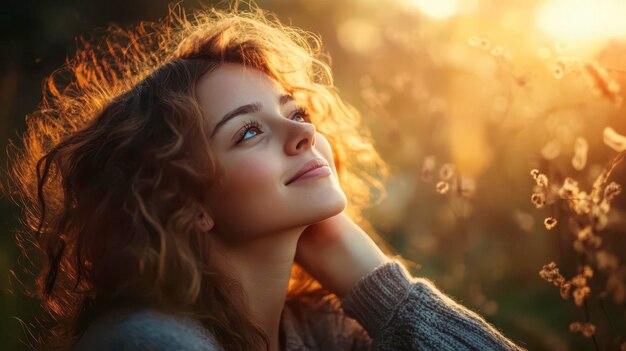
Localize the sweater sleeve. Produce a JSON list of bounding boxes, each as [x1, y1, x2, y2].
[[72, 309, 222, 351], [339, 258, 527, 351]]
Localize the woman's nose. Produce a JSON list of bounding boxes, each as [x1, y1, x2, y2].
[[284, 120, 316, 155]]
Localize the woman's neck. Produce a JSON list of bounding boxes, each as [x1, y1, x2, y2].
[[208, 228, 303, 351]]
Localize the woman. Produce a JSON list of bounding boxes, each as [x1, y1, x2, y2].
[[3, 3, 526, 351]]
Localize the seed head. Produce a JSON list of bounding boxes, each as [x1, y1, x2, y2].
[[479, 38, 491, 50], [531, 193, 546, 208], [536, 174, 548, 187], [569, 322, 582, 332], [559, 282, 571, 299], [569, 322, 596, 337], [573, 286, 591, 306], [436, 181, 450, 194], [570, 274, 587, 288], [581, 265, 593, 279], [603, 126, 626, 152], [467, 36, 480, 47], [604, 181, 622, 201], [530, 169, 540, 179], [553, 61, 565, 79], [491, 45, 504, 57], [581, 322, 596, 337], [439, 163, 455, 180], [559, 177, 579, 199], [544, 217, 557, 230]]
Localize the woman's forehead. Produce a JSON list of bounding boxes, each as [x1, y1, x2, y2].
[[197, 64, 287, 121]]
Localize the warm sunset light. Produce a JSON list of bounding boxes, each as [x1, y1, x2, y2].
[[536, 0, 626, 43], [4, 1, 626, 350], [407, 0, 460, 19]]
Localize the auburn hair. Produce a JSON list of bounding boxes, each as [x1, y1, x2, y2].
[[2, 2, 398, 350]]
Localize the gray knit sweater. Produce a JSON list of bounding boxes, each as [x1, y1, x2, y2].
[[72, 258, 527, 350]]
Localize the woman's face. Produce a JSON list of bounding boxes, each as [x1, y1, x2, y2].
[[197, 63, 347, 244]]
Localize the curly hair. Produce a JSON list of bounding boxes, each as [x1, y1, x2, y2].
[[1, 1, 394, 350]]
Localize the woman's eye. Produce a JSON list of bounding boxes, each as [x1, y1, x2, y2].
[[241, 128, 260, 140], [235, 120, 261, 144], [291, 108, 311, 123], [235, 108, 311, 144]]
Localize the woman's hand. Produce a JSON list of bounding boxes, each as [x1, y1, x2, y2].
[[294, 211, 391, 298]]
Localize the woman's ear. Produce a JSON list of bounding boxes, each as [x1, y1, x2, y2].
[[197, 212, 214, 232]]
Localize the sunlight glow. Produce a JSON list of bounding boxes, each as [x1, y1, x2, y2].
[[408, 0, 460, 19], [537, 0, 626, 43]]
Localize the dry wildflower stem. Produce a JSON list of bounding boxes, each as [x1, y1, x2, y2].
[[535, 151, 626, 349], [583, 61, 622, 106]]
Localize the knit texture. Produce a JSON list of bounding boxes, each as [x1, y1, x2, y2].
[[340, 258, 527, 350], [72, 307, 222, 351], [73, 258, 527, 350]]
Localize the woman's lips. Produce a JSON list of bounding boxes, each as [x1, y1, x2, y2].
[[286, 157, 330, 185], [288, 165, 331, 184]]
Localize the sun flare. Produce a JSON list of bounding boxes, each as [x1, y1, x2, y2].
[[407, 0, 460, 19], [536, 0, 626, 43]]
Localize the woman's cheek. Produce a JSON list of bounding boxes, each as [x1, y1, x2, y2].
[[227, 155, 276, 189], [212, 156, 276, 229]]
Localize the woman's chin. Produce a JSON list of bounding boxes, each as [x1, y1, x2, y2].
[[312, 190, 348, 221]]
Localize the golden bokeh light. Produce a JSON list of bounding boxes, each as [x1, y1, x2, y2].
[[537, 0, 626, 44], [407, 0, 460, 19]]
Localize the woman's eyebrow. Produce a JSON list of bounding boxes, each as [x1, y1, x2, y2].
[[210, 93, 295, 138]]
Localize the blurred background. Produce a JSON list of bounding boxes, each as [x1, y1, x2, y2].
[[2, 0, 626, 350]]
